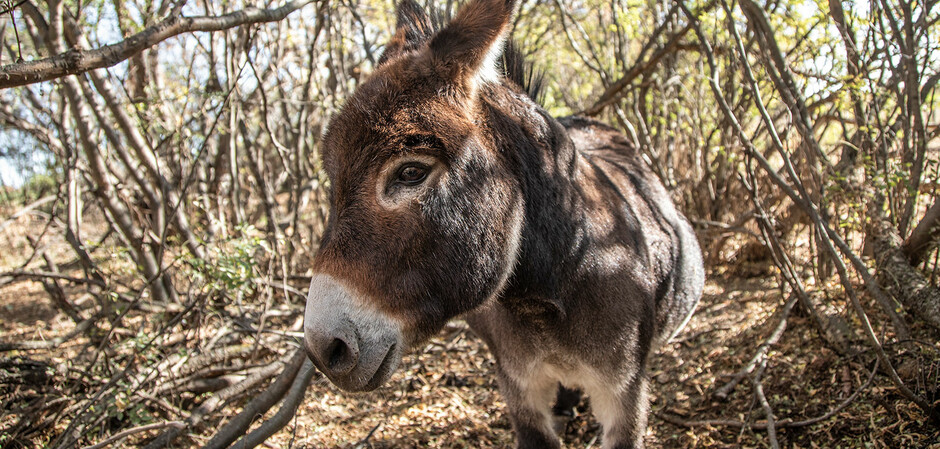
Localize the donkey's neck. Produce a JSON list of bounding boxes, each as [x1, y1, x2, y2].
[[480, 84, 588, 311]]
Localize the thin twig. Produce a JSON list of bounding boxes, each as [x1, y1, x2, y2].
[[354, 422, 383, 449], [750, 365, 779, 449], [660, 359, 879, 430], [714, 294, 798, 400], [0, 0, 28, 16]]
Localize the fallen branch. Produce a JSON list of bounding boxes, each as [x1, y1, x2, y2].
[[202, 349, 308, 449], [0, 0, 315, 88], [870, 194, 940, 332], [750, 365, 779, 449], [228, 357, 317, 449], [142, 355, 289, 449], [0, 195, 55, 232], [79, 421, 185, 449], [0, 315, 97, 352], [0, 269, 107, 289]]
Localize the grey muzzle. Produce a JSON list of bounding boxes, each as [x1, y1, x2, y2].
[[303, 274, 404, 392]]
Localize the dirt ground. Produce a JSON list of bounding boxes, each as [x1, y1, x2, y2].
[[2, 272, 940, 448], [1, 207, 939, 448], [242, 275, 940, 449]]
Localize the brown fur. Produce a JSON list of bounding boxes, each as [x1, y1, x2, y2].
[[303, 1, 704, 448]]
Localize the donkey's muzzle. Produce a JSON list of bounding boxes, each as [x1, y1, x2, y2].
[[303, 274, 403, 392]]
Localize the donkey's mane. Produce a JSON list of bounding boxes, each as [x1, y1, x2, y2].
[[500, 40, 545, 104]]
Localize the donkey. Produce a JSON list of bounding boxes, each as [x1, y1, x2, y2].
[[302, 1, 705, 447]]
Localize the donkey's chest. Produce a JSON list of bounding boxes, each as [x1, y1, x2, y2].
[[469, 310, 635, 397], [466, 294, 648, 374]]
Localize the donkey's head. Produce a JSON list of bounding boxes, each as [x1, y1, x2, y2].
[[303, 0, 524, 392]]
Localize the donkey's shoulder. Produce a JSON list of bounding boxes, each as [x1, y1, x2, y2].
[[557, 116, 636, 160]]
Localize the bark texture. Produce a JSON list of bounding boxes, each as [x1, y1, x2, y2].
[[871, 200, 940, 332]]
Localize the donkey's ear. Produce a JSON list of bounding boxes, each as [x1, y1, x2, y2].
[[429, 0, 516, 87], [379, 0, 435, 65]]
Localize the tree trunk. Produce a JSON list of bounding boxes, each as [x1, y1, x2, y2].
[[902, 198, 940, 265], [870, 197, 940, 332]]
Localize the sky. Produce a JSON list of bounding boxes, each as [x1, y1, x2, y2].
[[0, 157, 23, 188]]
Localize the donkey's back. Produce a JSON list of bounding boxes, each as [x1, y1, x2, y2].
[[561, 116, 704, 345]]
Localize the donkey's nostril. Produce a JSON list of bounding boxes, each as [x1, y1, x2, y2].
[[303, 319, 360, 378], [324, 336, 357, 374]]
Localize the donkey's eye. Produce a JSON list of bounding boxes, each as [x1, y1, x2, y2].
[[396, 163, 429, 186]]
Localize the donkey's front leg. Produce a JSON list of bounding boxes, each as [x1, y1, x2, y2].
[[590, 372, 650, 449], [496, 367, 562, 449]]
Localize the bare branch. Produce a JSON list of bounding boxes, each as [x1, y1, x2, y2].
[[581, 0, 717, 117], [581, 22, 695, 116], [679, 0, 937, 424], [0, 0, 315, 89]]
